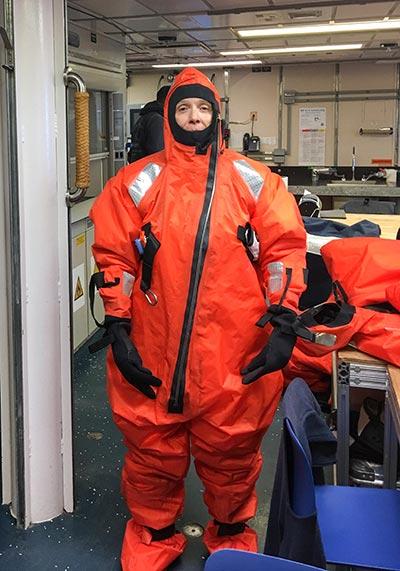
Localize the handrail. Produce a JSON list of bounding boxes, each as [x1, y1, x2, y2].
[[64, 66, 90, 205]]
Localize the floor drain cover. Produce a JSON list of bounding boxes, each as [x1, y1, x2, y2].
[[182, 522, 204, 538]]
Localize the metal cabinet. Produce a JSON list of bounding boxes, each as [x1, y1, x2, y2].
[[71, 216, 106, 350]]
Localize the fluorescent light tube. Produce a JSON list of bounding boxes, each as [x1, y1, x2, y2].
[[152, 60, 262, 68], [238, 19, 400, 38], [220, 43, 363, 56]]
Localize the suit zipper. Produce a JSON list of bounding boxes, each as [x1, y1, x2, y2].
[[168, 140, 218, 413]]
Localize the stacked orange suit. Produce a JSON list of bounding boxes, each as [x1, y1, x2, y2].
[[285, 238, 400, 392], [90, 68, 307, 570]]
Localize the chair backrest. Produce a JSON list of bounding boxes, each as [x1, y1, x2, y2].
[[205, 549, 324, 570], [343, 198, 395, 214], [284, 418, 316, 517]]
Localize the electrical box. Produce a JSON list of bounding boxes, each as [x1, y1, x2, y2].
[[284, 90, 296, 105], [273, 148, 287, 164]]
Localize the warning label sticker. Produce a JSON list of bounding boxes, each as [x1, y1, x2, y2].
[[73, 263, 85, 312], [74, 276, 84, 300], [91, 256, 100, 297]]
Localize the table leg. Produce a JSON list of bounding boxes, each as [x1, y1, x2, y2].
[[337, 360, 350, 485]]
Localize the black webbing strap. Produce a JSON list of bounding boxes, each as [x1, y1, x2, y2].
[[277, 267, 293, 306], [215, 520, 246, 537], [237, 222, 260, 262], [140, 223, 161, 294], [291, 319, 316, 342], [332, 280, 349, 303], [237, 225, 247, 246], [298, 300, 355, 329], [256, 312, 273, 328], [256, 267, 294, 328], [88, 272, 121, 354], [146, 524, 176, 542], [237, 223, 254, 261], [255, 302, 338, 346], [256, 305, 281, 328], [88, 271, 120, 328]]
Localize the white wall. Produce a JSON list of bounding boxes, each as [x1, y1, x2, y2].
[[126, 69, 280, 153], [0, 1, 12, 505], [127, 62, 398, 165], [227, 68, 279, 152], [126, 73, 165, 106], [14, 0, 71, 524], [283, 64, 336, 166], [338, 62, 396, 166]]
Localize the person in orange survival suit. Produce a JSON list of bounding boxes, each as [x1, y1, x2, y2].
[[89, 67, 307, 571]]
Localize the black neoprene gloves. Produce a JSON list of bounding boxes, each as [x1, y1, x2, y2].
[[241, 305, 298, 384], [105, 316, 162, 399]]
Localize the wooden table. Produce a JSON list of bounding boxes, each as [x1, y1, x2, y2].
[[388, 366, 400, 431], [342, 213, 400, 240]]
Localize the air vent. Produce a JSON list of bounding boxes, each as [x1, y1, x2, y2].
[[158, 32, 177, 42], [252, 65, 272, 72], [255, 13, 276, 21], [288, 10, 322, 20], [380, 42, 399, 49], [148, 41, 209, 51]]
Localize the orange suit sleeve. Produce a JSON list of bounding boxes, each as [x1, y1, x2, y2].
[[90, 169, 142, 319], [251, 171, 307, 311]]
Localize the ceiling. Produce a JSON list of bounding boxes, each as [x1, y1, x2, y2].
[[67, 0, 400, 71]]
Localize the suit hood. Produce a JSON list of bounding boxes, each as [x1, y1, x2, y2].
[[163, 67, 223, 161]]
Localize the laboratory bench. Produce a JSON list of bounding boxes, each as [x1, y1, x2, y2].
[[288, 184, 400, 213]]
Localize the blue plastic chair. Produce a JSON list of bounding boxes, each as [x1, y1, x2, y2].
[[205, 549, 324, 570], [285, 417, 400, 570]]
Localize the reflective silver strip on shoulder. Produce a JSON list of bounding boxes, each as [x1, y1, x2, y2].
[[233, 159, 264, 201], [128, 163, 162, 206]]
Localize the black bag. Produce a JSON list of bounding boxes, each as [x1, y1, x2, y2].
[[127, 117, 146, 163], [300, 218, 381, 310], [350, 397, 384, 464]]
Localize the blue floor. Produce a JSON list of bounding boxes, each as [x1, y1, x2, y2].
[[0, 334, 281, 570]]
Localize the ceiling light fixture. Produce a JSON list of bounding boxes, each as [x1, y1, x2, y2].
[[152, 60, 262, 69], [237, 18, 400, 38], [220, 43, 363, 56]]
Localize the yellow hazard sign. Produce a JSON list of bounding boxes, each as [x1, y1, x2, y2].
[[74, 276, 84, 301], [72, 263, 85, 312]]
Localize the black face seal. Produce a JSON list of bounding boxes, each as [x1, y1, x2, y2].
[[168, 84, 219, 154]]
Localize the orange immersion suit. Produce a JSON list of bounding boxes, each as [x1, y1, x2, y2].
[[90, 67, 306, 570]]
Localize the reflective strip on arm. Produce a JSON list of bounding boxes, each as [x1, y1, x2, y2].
[[122, 271, 135, 297]]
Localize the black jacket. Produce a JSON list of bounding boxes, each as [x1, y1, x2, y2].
[[264, 378, 337, 569], [128, 101, 164, 163]]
